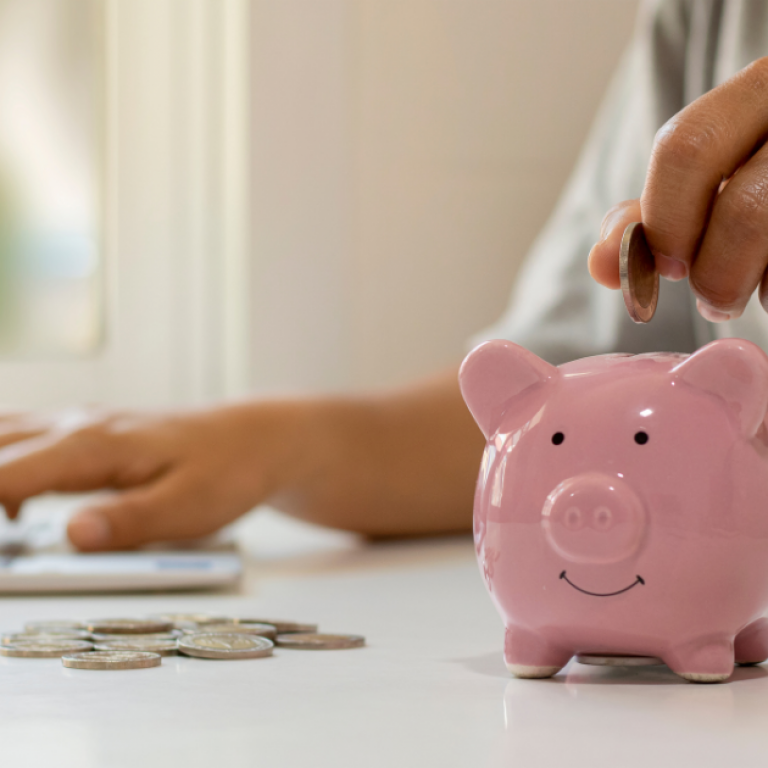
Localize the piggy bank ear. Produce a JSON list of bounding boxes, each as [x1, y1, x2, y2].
[[672, 339, 768, 438], [459, 340, 558, 439]]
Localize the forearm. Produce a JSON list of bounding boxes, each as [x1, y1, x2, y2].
[[270, 367, 485, 537], [0, 367, 483, 550]]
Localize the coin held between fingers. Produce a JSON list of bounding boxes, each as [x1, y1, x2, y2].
[[619, 222, 659, 324]]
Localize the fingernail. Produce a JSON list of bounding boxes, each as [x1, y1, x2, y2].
[[599, 210, 623, 241], [696, 299, 733, 324], [68, 511, 112, 549], [655, 254, 688, 282]]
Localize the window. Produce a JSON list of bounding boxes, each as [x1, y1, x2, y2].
[[0, 0, 103, 356], [0, 0, 250, 407]]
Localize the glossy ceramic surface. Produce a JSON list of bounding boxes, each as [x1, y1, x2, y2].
[[460, 338, 768, 682]]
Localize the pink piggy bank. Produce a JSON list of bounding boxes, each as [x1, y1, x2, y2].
[[459, 338, 768, 683]]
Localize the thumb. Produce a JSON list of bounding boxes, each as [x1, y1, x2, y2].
[[588, 199, 641, 289], [67, 471, 214, 551]]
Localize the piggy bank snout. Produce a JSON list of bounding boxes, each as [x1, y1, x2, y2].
[[542, 474, 645, 564]]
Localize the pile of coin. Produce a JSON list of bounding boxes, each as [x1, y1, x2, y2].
[[0, 613, 365, 670]]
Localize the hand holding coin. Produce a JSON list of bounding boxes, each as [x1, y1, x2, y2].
[[590, 59, 768, 324]]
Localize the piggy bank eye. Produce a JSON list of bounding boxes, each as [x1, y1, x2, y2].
[[551, 432, 565, 445], [634, 431, 649, 445]]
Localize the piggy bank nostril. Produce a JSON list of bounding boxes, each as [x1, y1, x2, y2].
[[592, 506, 613, 530], [564, 507, 583, 530]]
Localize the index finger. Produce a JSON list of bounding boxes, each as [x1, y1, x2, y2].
[[0, 430, 137, 517], [641, 57, 768, 270]]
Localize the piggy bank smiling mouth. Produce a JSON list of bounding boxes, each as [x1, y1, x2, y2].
[[559, 571, 645, 597]]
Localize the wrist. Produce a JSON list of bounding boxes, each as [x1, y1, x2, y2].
[[227, 398, 335, 505], [264, 395, 379, 524]]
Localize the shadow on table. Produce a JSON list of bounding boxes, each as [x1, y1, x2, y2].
[[453, 650, 509, 679], [496, 664, 768, 765], [453, 650, 768, 686]]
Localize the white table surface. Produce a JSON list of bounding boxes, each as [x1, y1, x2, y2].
[[1, 509, 768, 768]]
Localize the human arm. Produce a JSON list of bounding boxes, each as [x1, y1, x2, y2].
[[0, 367, 483, 551]]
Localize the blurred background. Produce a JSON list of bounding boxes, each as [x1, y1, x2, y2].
[[0, 0, 638, 409]]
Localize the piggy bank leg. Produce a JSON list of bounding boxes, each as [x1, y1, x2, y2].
[[504, 625, 571, 679], [664, 637, 734, 683], [734, 618, 768, 665]]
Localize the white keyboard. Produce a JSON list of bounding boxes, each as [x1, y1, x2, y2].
[[0, 495, 241, 593], [0, 551, 242, 593]]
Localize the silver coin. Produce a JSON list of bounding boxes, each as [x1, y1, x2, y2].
[[576, 654, 664, 667], [25, 620, 86, 632], [90, 631, 181, 642], [275, 633, 365, 650], [86, 618, 174, 635], [94, 639, 178, 656], [182, 622, 277, 640], [178, 633, 274, 660], [234, 619, 318, 634], [1, 640, 93, 658], [149, 613, 232, 628], [619, 221, 659, 324], [3, 630, 91, 643], [62, 650, 162, 670]]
